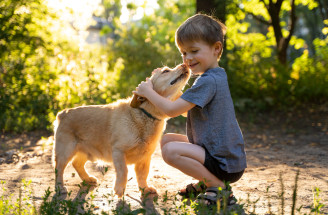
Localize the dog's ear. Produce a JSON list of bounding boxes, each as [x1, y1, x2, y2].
[[130, 95, 146, 108]]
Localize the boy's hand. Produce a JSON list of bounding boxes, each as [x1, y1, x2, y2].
[[133, 77, 153, 98]]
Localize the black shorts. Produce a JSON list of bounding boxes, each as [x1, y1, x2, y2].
[[204, 149, 244, 183]]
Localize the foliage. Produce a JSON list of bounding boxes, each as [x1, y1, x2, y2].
[[0, 0, 119, 132], [107, 0, 195, 98], [0, 0, 57, 132], [0, 180, 37, 215], [0, 0, 327, 132], [224, 2, 328, 111], [291, 36, 328, 103]]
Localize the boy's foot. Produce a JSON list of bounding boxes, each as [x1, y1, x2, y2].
[[196, 187, 237, 206], [178, 182, 207, 198]]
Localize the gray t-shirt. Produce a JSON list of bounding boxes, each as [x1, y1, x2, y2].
[[180, 67, 247, 173]]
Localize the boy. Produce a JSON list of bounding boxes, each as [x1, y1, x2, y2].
[[133, 14, 246, 206]]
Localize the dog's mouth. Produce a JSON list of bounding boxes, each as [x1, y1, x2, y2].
[[170, 71, 188, 85]]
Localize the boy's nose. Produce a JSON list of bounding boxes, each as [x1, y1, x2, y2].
[[183, 55, 192, 61], [185, 53, 190, 59]]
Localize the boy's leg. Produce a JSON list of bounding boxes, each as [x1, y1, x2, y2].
[[160, 133, 189, 149], [161, 133, 204, 193], [161, 141, 225, 189]]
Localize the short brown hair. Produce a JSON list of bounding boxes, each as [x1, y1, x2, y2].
[[175, 14, 227, 59]]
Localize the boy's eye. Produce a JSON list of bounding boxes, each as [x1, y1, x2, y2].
[[162, 69, 169, 74], [192, 50, 198, 53]]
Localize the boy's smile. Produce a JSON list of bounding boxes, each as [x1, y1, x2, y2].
[[178, 40, 222, 75]]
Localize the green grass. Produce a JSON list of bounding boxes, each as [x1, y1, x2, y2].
[[0, 171, 326, 215]]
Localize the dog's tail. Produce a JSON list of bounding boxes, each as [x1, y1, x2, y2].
[[52, 121, 58, 169], [52, 110, 66, 168]]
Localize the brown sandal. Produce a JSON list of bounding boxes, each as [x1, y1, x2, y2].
[[196, 186, 237, 206], [178, 182, 207, 198]]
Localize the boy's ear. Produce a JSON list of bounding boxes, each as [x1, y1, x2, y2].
[[214, 41, 222, 56], [130, 95, 146, 108]]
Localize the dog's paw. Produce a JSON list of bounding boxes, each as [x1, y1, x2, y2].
[[55, 185, 68, 195], [84, 176, 98, 185], [142, 186, 157, 195], [114, 185, 125, 198]]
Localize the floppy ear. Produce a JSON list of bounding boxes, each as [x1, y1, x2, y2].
[[130, 95, 146, 108]]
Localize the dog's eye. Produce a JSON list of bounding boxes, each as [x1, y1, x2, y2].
[[162, 70, 169, 74]]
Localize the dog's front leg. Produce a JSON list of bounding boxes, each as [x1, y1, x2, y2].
[[135, 157, 157, 196], [112, 150, 128, 198]]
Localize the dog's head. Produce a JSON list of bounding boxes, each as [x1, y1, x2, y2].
[[130, 64, 190, 108]]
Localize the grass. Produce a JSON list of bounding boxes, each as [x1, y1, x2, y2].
[[0, 171, 326, 215]]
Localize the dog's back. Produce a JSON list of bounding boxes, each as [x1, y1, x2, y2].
[[53, 98, 165, 165]]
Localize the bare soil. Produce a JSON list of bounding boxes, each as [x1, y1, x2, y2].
[[1, 108, 327, 214]]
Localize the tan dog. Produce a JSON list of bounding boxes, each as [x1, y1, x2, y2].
[[53, 64, 190, 197]]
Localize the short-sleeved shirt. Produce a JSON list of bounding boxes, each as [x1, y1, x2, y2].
[[180, 67, 247, 173]]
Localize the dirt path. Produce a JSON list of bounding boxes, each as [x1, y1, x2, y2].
[[0, 110, 327, 214]]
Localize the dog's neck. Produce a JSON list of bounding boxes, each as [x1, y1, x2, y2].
[[139, 101, 168, 121], [138, 108, 160, 121]]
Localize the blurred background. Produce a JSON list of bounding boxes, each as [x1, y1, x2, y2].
[[0, 0, 327, 132]]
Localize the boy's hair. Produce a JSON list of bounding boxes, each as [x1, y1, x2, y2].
[[175, 14, 227, 59]]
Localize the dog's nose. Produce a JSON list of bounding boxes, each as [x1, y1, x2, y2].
[[180, 64, 188, 71]]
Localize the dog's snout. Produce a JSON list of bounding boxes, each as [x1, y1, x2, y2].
[[178, 64, 188, 73]]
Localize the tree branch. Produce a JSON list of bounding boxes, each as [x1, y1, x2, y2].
[[259, 0, 268, 8], [235, 1, 271, 25], [276, 0, 284, 13], [285, 0, 297, 45], [248, 12, 272, 25]]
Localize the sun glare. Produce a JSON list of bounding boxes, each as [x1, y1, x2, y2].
[[120, 0, 159, 23], [47, 0, 158, 26], [46, 0, 102, 30], [46, 0, 158, 47]]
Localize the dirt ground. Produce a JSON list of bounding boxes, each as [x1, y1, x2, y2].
[[0, 108, 327, 214]]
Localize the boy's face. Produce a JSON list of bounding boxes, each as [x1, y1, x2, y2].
[[178, 40, 221, 75]]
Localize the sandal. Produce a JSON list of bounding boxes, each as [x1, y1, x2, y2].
[[196, 187, 237, 206], [178, 182, 207, 198]]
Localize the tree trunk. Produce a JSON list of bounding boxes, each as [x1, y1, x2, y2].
[[265, 0, 297, 65], [316, 0, 328, 22]]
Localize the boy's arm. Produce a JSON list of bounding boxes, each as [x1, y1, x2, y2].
[[141, 89, 194, 118], [133, 78, 195, 118]]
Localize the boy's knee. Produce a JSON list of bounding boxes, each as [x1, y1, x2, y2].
[[161, 143, 177, 165], [160, 134, 171, 148]]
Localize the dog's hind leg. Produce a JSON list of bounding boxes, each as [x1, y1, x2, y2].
[[54, 136, 77, 194], [112, 150, 128, 198], [72, 152, 98, 185], [135, 156, 157, 195]]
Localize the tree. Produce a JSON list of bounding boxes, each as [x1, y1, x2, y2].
[[316, 0, 328, 22], [196, 0, 226, 23], [0, 0, 56, 131], [242, 0, 297, 65]]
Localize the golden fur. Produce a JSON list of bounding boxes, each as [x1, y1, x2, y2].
[[53, 64, 190, 197]]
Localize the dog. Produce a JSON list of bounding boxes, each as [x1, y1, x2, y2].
[[53, 64, 190, 197]]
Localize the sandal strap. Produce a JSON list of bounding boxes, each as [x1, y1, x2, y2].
[[185, 183, 198, 193], [197, 187, 237, 206], [205, 187, 219, 194], [197, 193, 217, 205]]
